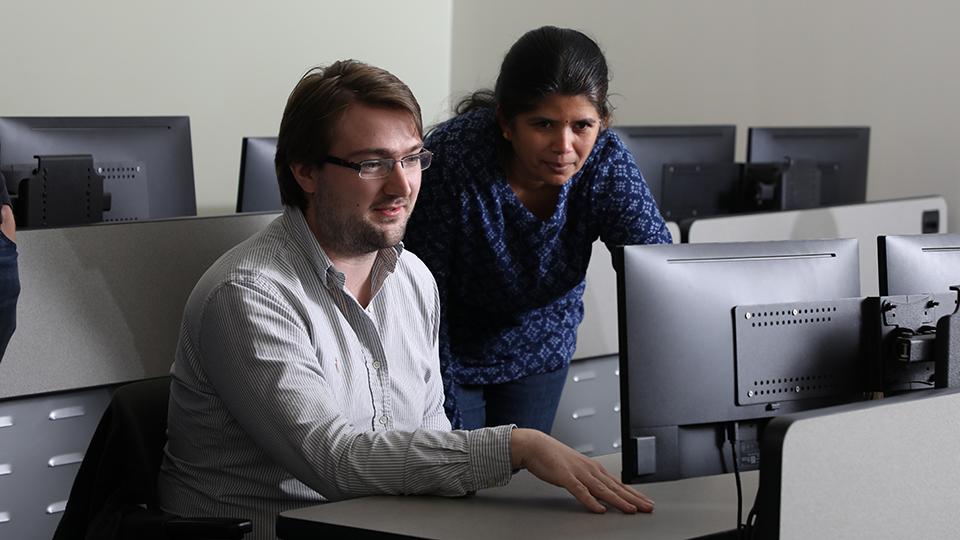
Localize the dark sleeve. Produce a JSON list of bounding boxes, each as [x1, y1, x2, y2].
[[595, 131, 673, 250], [404, 127, 464, 428]]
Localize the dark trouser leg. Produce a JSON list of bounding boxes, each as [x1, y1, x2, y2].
[[482, 366, 570, 433]]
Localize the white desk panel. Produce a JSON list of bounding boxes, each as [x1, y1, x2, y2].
[[766, 389, 960, 539], [686, 196, 947, 295]]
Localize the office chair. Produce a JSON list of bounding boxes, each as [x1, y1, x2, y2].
[[53, 377, 252, 540]]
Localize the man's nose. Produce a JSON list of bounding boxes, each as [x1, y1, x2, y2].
[[382, 161, 413, 197]]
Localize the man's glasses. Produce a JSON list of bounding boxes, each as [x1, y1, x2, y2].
[[322, 150, 433, 180]]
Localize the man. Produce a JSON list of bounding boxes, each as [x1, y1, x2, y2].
[[158, 60, 652, 539]]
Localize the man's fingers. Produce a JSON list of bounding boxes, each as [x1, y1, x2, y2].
[[596, 468, 655, 511], [608, 481, 654, 513], [566, 479, 606, 513], [587, 473, 653, 514]]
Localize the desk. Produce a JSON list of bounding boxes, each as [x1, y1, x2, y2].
[[276, 453, 757, 540]]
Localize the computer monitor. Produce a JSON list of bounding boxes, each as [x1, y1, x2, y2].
[[747, 127, 870, 207], [236, 137, 281, 213], [617, 239, 863, 483], [878, 233, 960, 296], [0, 116, 196, 224], [611, 125, 737, 221]]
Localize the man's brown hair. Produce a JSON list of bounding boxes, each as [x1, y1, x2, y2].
[[274, 60, 423, 210]]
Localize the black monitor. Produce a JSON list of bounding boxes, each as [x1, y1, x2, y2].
[[617, 239, 863, 484], [878, 233, 960, 296], [237, 137, 281, 213], [611, 125, 737, 221], [747, 127, 870, 207], [0, 116, 195, 225]]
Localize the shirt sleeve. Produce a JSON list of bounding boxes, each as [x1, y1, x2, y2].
[[404, 128, 464, 428], [594, 131, 673, 250], [196, 277, 512, 501]]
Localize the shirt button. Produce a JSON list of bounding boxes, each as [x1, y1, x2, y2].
[[379, 415, 388, 425], [372, 361, 382, 370]]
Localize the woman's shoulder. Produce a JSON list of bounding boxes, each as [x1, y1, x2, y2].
[[424, 108, 499, 190], [592, 127, 632, 162], [581, 127, 639, 183]]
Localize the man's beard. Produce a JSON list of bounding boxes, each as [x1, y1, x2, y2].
[[312, 192, 408, 256]]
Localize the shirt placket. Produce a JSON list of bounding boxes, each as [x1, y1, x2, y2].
[[326, 266, 394, 432], [360, 315, 393, 431]]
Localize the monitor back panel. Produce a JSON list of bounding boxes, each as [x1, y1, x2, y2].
[[611, 125, 735, 208], [237, 136, 281, 213], [0, 116, 196, 220], [618, 239, 860, 430], [748, 127, 869, 207], [878, 232, 960, 295]]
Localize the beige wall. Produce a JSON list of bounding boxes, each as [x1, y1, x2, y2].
[[451, 0, 960, 232], [4, 1, 957, 229], [0, 0, 453, 215]]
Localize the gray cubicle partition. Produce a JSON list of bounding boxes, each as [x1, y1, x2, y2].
[[686, 196, 947, 295], [1, 212, 279, 399], [759, 388, 960, 539], [0, 212, 278, 540]]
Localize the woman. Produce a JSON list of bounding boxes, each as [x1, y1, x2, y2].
[[404, 26, 671, 431]]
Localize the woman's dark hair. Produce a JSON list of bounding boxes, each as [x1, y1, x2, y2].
[[456, 26, 611, 125]]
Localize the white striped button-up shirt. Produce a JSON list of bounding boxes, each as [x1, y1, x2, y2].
[[158, 206, 513, 539]]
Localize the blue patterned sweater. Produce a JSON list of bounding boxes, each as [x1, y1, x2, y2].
[[403, 108, 671, 427]]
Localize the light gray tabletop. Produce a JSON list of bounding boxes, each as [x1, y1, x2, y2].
[[277, 453, 757, 540]]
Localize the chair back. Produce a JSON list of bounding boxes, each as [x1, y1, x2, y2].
[[53, 377, 172, 539]]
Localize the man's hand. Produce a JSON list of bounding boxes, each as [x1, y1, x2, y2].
[[510, 428, 654, 514], [1, 205, 15, 243]]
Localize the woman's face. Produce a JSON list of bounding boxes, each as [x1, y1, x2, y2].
[[499, 93, 603, 189]]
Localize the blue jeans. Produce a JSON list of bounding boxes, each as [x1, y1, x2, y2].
[[454, 366, 569, 433]]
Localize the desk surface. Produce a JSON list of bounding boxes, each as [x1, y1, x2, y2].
[[277, 453, 757, 540]]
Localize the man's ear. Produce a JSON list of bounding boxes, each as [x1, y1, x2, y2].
[[290, 163, 319, 195]]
